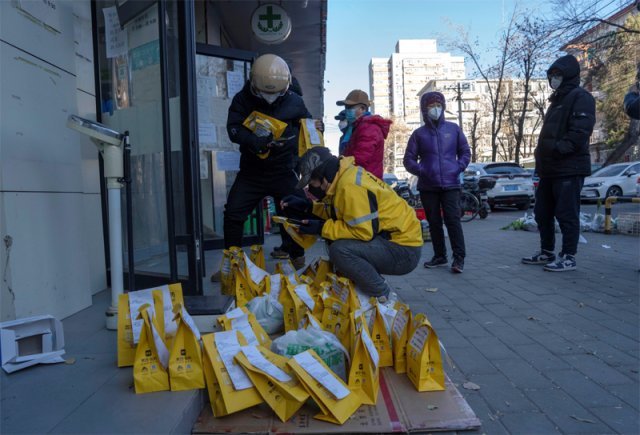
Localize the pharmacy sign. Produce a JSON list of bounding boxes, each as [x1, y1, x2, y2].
[[251, 4, 292, 44]]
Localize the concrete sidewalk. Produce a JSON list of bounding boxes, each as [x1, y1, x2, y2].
[[1, 208, 638, 434]]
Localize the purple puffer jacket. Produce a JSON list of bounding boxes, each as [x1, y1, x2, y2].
[[403, 108, 471, 191]]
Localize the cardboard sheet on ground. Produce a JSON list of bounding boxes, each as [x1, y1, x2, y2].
[[192, 368, 480, 434]]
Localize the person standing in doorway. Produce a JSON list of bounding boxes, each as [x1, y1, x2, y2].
[[522, 54, 595, 272], [403, 91, 470, 273], [212, 54, 313, 281], [337, 89, 391, 179]]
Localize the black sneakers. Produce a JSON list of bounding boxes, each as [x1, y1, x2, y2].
[[521, 250, 556, 265], [451, 257, 464, 274], [424, 256, 448, 268]]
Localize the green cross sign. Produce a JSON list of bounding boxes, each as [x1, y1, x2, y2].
[[259, 5, 281, 29]]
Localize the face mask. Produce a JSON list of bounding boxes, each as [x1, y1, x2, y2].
[[427, 106, 442, 121], [345, 108, 357, 122], [338, 120, 348, 131], [260, 92, 279, 104], [549, 75, 563, 90], [308, 185, 326, 200]]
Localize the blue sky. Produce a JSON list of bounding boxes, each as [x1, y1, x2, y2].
[[322, 0, 530, 152]]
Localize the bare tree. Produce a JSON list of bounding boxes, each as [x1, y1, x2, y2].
[[383, 116, 412, 175], [509, 14, 555, 164], [448, 9, 517, 161], [468, 111, 481, 162]]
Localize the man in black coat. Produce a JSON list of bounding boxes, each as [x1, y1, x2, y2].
[[522, 54, 595, 272], [213, 54, 312, 279]]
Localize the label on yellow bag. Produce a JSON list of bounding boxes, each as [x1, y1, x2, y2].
[[312, 258, 333, 289], [268, 273, 282, 300], [243, 252, 269, 291], [219, 248, 237, 295], [348, 327, 380, 405], [217, 307, 271, 348], [242, 111, 288, 160], [368, 303, 394, 367], [133, 304, 170, 394], [391, 304, 411, 374], [202, 332, 263, 417], [169, 305, 205, 391], [117, 289, 164, 367], [298, 118, 324, 157], [235, 345, 309, 422], [319, 295, 350, 349], [288, 350, 361, 425], [280, 280, 308, 332], [406, 317, 445, 392], [249, 244, 266, 269]]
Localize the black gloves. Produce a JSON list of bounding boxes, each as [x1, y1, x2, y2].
[[281, 195, 312, 213], [298, 219, 324, 235], [248, 133, 273, 155]]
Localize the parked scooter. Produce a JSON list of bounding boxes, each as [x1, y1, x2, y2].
[[462, 176, 496, 219]]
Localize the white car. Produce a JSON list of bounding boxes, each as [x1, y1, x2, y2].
[[581, 161, 640, 201], [464, 162, 535, 210]]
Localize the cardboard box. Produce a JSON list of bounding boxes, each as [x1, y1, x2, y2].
[[1, 315, 65, 373], [192, 368, 480, 434]]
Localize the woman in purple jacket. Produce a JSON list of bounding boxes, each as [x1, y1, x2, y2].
[[403, 92, 471, 273]]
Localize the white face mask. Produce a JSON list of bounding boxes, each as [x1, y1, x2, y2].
[[549, 75, 563, 90], [260, 92, 280, 104], [338, 120, 348, 131], [428, 106, 442, 121]]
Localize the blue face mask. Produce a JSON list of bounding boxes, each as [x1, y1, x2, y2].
[[345, 108, 357, 122]]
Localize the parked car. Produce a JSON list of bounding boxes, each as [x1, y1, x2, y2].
[[464, 162, 535, 210], [524, 168, 539, 190], [580, 161, 640, 201]]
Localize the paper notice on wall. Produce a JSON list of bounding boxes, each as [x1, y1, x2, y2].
[[215, 151, 240, 172], [17, 0, 62, 32], [199, 151, 209, 179], [197, 99, 211, 121], [103, 6, 128, 58], [199, 123, 217, 148], [226, 71, 244, 99], [197, 76, 217, 98]]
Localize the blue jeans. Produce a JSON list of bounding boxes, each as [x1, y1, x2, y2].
[[328, 237, 422, 297]]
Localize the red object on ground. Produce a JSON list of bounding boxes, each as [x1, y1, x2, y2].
[[415, 208, 426, 221]]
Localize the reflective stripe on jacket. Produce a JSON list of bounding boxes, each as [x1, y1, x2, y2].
[[311, 157, 423, 247]]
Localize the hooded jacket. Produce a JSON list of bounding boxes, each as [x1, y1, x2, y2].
[[343, 114, 392, 179], [535, 55, 596, 178], [227, 81, 312, 176], [403, 94, 471, 191], [311, 157, 423, 247]]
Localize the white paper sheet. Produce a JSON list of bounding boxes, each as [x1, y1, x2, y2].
[[241, 345, 291, 382], [244, 253, 270, 285], [294, 285, 315, 310], [180, 307, 201, 341], [215, 331, 253, 390], [226, 71, 244, 98], [269, 274, 282, 301], [215, 151, 241, 172], [231, 317, 259, 346], [293, 352, 350, 400], [150, 319, 169, 369], [392, 309, 409, 338], [128, 289, 155, 344], [360, 328, 380, 369], [199, 122, 217, 147], [103, 6, 128, 58], [305, 119, 321, 145]]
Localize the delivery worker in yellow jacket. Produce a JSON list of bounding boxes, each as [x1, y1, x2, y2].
[[282, 147, 423, 302]]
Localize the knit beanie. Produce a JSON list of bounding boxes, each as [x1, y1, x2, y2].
[[420, 91, 447, 113]]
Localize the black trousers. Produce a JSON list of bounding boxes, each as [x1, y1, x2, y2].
[[223, 170, 304, 258], [534, 176, 584, 256], [420, 189, 466, 260]]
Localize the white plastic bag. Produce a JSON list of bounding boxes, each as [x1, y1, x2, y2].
[[271, 326, 349, 381], [246, 294, 284, 334]]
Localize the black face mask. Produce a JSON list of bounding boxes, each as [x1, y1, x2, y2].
[[308, 185, 326, 200]]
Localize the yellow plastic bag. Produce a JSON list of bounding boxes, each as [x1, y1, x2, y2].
[[202, 331, 263, 417], [313, 258, 333, 289], [280, 282, 307, 332], [298, 118, 324, 157], [406, 316, 445, 392], [368, 303, 394, 367], [219, 247, 241, 295], [391, 303, 412, 374], [327, 273, 360, 312], [249, 244, 265, 269], [287, 349, 362, 425], [319, 295, 350, 348], [169, 304, 205, 391], [242, 111, 288, 160], [271, 216, 318, 249], [348, 324, 380, 405], [234, 345, 309, 422], [231, 259, 257, 307], [133, 304, 170, 394], [117, 289, 164, 367], [217, 307, 271, 348]]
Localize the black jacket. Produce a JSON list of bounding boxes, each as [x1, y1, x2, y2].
[[535, 55, 596, 178], [227, 81, 312, 176]]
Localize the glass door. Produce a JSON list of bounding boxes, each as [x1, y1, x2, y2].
[[94, 0, 204, 294], [194, 44, 263, 251]]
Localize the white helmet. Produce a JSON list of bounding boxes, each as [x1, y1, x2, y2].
[[250, 54, 291, 94]]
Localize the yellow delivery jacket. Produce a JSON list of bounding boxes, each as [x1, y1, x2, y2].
[[312, 157, 422, 247]]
